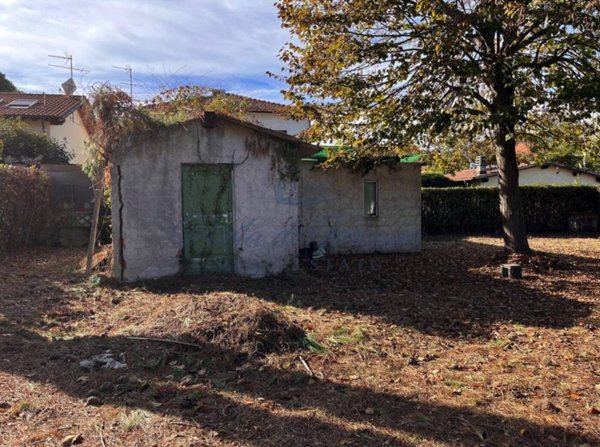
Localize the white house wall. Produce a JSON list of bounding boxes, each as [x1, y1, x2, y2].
[[23, 112, 89, 165], [47, 111, 89, 165], [22, 119, 46, 133], [299, 163, 422, 254], [244, 112, 310, 136], [481, 166, 599, 187], [111, 121, 299, 281]]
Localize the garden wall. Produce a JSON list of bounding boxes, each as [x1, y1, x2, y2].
[[422, 186, 600, 234]]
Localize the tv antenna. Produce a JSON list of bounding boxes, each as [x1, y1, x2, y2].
[[48, 54, 86, 95], [113, 65, 134, 101]]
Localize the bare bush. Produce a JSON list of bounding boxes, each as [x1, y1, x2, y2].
[[0, 165, 56, 251]]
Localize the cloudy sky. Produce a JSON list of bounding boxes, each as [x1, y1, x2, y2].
[[0, 0, 292, 102]]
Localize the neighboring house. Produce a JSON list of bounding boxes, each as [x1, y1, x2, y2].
[[111, 111, 421, 281], [0, 92, 90, 165], [225, 93, 310, 136], [450, 160, 600, 187], [0, 92, 94, 246], [155, 89, 310, 136]]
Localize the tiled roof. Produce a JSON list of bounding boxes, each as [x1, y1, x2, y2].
[[224, 93, 289, 114], [0, 92, 83, 123], [448, 142, 536, 182], [448, 168, 483, 182]]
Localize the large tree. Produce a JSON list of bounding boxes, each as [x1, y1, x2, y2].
[[0, 72, 17, 92], [275, 0, 600, 253], [527, 113, 600, 173]]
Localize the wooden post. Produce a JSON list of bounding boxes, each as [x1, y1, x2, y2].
[[85, 161, 106, 275]]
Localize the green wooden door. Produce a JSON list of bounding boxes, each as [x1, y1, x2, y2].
[[182, 164, 234, 274]]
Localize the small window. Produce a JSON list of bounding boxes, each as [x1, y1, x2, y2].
[[8, 99, 38, 108], [364, 181, 378, 217]]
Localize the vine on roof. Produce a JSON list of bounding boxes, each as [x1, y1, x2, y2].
[[82, 84, 255, 179]]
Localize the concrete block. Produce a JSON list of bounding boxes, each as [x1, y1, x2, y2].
[[502, 263, 523, 279]]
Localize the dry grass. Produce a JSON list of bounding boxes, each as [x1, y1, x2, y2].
[[0, 237, 599, 446]]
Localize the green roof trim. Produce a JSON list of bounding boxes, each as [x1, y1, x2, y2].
[[301, 146, 421, 164], [398, 154, 422, 163]]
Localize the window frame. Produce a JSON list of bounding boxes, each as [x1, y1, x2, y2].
[[7, 99, 38, 109], [363, 180, 379, 218]]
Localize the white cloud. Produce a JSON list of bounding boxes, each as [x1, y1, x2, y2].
[[0, 0, 290, 100]]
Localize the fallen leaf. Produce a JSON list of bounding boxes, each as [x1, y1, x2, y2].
[[60, 434, 84, 447], [587, 407, 600, 415]]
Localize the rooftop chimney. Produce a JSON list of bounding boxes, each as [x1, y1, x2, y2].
[[475, 156, 487, 175]]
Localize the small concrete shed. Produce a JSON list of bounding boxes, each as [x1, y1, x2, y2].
[[299, 160, 422, 254], [111, 112, 421, 281]]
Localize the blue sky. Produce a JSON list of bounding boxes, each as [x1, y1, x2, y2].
[[0, 0, 292, 102]]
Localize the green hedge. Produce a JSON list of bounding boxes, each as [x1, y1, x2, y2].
[[422, 186, 600, 234], [421, 172, 458, 188]]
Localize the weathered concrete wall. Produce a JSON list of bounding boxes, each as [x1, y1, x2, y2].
[[299, 163, 422, 254], [112, 120, 299, 281]]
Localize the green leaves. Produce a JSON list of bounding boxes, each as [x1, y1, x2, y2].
[[526, 113, 600, 173], [302, 333, 328, 353], [275, 0, 600, 153], [0, 72, 17, 92], [0, 118, 72, 164]]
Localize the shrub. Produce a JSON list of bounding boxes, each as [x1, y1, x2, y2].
[[422, 186, 600, 234], [0, 118, 73, 163], [0, 165, 57, 251], [421, 172, 458, 188]]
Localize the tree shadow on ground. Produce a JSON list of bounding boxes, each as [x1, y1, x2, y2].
[[2, 243, 598, 446], [1, 326, 598, 447], [116, 239, 597, 339]]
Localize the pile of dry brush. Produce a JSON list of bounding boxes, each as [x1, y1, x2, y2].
[[138, 292, 307, 357]]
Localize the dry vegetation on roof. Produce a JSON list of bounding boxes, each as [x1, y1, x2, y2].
[[84, 85, 252, 153], [82, 85, 279, 179], [0, 237, 599, 446]]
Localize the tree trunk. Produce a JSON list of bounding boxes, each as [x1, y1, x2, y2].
[[494, 128, 530, 254]]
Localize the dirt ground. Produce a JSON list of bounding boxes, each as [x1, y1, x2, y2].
[[0, 236, 598, 447]]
